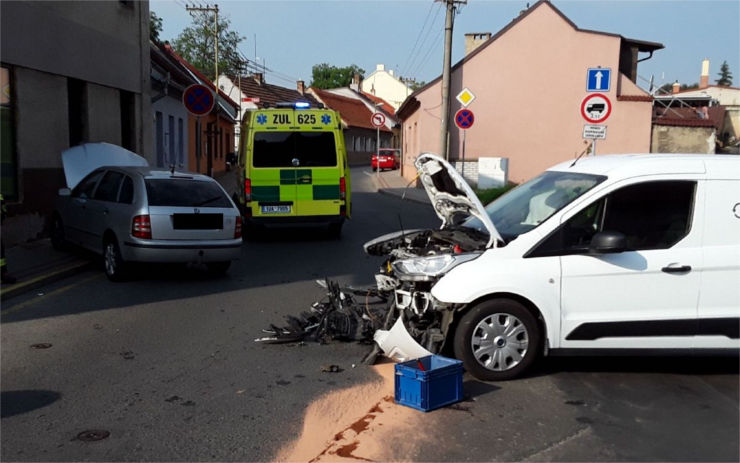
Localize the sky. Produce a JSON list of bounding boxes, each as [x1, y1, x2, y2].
[[150, 0, 740, 92]]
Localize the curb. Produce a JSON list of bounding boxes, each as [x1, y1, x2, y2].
[[0, 261, 93, 301]]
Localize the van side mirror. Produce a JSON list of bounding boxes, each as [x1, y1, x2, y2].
[[58, 188, 71, 197], [589, 231, 627, 254]]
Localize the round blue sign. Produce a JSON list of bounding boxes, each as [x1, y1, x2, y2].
[[455, 108, 475, 129], [183, 84, 215, 116]]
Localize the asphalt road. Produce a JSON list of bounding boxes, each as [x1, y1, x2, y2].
[[1, 167, 738, 462]]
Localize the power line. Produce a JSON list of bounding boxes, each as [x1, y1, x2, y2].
[[404, 2, 444, 79], [401, 1, 438, 78]]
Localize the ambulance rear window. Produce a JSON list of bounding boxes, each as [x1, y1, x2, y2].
[[253, 132, 337, 168]]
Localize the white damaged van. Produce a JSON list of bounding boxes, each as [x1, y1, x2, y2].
[[366, 153, 740, 380]]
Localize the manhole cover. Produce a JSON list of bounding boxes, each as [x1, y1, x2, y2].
[[30, 343, 52, 349], [76, 430, 110, 442]]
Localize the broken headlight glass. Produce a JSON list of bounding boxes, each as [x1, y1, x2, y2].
[[391, 252, 481, 281]]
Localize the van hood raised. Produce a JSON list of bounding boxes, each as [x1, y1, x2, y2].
[[62, 143, 148, 190], [415, 153, 501, 247]]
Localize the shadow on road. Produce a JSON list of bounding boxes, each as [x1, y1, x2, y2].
[[1, 390, 61, 418]]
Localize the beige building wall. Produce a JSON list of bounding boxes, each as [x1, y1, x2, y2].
[[361, 65, 413, 111], [651, 125, 716, 154], [401, 3, 655, 184]]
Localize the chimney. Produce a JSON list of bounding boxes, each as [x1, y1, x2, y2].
[[672, 81, 681, 94], [376, 64, 385, 72], [297, 80, 305, 95], [464, 33, 492, 56], [350, 73, 361, 91], [254, 73, 264, 85], [700, 58, 710, 89]]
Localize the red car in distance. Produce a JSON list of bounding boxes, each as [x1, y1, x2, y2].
[[371, 148, 401, 171]]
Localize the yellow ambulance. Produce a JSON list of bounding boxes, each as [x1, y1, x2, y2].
[[236, 102, 351, 237]]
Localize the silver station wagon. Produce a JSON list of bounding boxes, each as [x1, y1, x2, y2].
[[51, 143, 242, 280]]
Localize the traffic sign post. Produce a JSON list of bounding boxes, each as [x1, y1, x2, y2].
[[183, 84, 215, 117], [583, 124, 607, 140], [371, 112, 386, 183], [580, 94, 612, 156], [454, 109, 475, 175], [586, 68, 611, 92], [580, 93, 612, 124]]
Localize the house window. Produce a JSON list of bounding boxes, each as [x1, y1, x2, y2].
[[1, 66, 18, 200], [168, 115, 175, 166], [178, 118, 184, 166], [155, 111, 164, 167], [68, 78, 86, 146], [120, 90, 135, 151]]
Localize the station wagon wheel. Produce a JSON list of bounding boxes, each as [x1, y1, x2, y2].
[[50, 215, 66, 251], [103, 237, 127, 282], [454, 299, 541, 381]]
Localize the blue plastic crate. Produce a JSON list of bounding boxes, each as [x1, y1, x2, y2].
[[394, 355, 464, 412]]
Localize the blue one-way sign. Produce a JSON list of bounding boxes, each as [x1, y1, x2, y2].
[[586, 68, 611, 92]]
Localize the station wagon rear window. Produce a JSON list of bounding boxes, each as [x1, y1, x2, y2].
[[145, 179, 232, 208], [253, 132, 337, 168]]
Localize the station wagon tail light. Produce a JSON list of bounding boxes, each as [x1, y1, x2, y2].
[[132, 215, 152, 239], [244, 178, 252, 202], [339, 177, 346, 200], [234, 216, 242, 239]]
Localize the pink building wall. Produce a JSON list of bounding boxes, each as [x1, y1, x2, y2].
[[401, 2, 654, 184]]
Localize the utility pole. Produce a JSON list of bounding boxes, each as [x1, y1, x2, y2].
[[186, 4, 219, 176], [439, 0, 465, 161]]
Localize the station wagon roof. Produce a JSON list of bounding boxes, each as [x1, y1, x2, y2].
[[549, 154, 740, 180]]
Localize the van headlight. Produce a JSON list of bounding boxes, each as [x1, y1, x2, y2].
[[392, 253, 480, 281]]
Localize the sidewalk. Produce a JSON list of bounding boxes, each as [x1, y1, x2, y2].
[[0, 238, 92, 301], [0, 168, 428, 302], [371, 169, 430, 205]]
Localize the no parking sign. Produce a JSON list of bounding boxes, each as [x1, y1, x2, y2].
[[455, 108, 475, 129]]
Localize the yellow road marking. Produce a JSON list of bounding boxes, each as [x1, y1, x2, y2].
[[1, 274, 102, 315]]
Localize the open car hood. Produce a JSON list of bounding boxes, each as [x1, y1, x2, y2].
[[415, 153, 502, 247], [62, 143, 148, 190]]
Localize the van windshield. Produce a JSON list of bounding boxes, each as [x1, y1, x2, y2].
[[253, 132, 337, 168], [463, 171, 605, 243]]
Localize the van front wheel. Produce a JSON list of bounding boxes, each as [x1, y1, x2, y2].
[[453, 299, 541, 381]]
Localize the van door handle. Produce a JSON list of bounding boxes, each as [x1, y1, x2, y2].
[[661, 264, 692, 274]]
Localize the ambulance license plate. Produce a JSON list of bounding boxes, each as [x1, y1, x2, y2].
[[261, 205, 291, 214]]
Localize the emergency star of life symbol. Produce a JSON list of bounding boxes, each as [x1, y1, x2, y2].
[[183, 84, 215, 117], [257, 114, 267, 124], [321, 114, 332, 124]]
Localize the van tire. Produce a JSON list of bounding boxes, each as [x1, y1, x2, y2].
[[453, 299, 541, 381]]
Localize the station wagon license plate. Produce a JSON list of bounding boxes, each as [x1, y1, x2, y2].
[[261, 205, 291, 214]]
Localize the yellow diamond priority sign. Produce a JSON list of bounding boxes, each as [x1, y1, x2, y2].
[[456, 88, 476, 107]]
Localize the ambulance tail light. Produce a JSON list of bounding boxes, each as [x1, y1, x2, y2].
[[132, 215, 152, 239], [234, 216, 242, 239], [339, 177, 346, 200], [244, 178, 252, 202]]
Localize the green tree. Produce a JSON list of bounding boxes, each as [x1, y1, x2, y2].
[[310, 63, 365, 89], [171, 12, 245, 82], [150, 11, 163, 42], [716, 60, 733, 86]]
